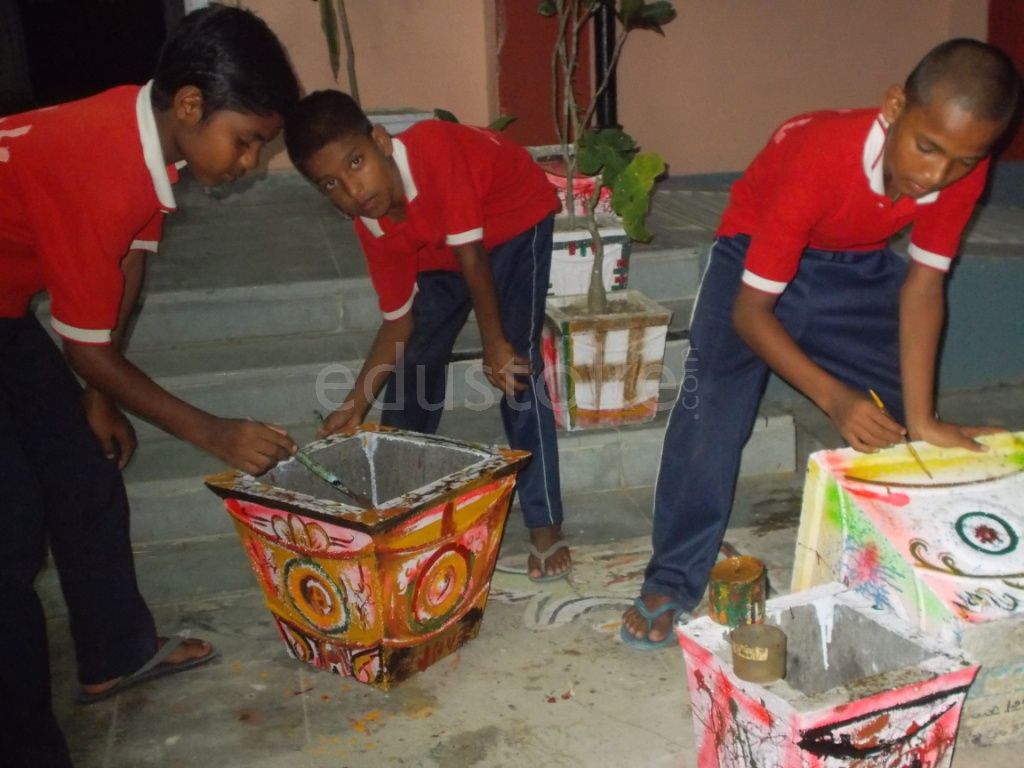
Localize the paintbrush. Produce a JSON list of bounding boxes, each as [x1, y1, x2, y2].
[[291, 448, 373, 508], [867, 389, 933, 479], [247, 416, 372, 507]]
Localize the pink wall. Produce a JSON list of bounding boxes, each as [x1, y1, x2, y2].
[[243, 0, 497, 169], [618, 0, 987, 174], [247, 1, 986, 175]]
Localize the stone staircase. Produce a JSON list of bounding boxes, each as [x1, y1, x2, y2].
[[32, 175, 795, 560], [34, 171, 1024, 562]]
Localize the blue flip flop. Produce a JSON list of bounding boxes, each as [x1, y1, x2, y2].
[[619, 597, 689, 651]]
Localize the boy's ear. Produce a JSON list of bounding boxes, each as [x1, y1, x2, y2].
[[173, 85, 205, 126], [370, 124, 393, 157], [881, 84, 907, 124]]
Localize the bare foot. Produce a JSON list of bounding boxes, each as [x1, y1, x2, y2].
[[622, 594, 677, 643], [81, 637, 213, 696], [528, 524, 572, 579]]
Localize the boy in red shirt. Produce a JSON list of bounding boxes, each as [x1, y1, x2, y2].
[[284, 91, 572, 582], [0, 7, 298, 765], [621, 39, 1020, 649]]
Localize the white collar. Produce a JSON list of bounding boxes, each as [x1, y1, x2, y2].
[[136, 81, 177, 211], [862, 113, 938, 204], [359, 136, 417, 236]]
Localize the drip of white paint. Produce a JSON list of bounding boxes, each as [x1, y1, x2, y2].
[[362, 433, 378, 505], [812, 599, 836, 671]]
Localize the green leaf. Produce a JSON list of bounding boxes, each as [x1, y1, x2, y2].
[[316, 0, 341, 81], [611, 152, 666, 242], [536, 0, 557, 17], [618, 0, 643, 27], [618, 0, 676, 32], [577, 128, 636, 185], [640, 1, 677, 28], [433, 108, 459, 123], [487, 115, 518, 132]]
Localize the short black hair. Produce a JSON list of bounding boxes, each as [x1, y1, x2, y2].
[[906, 38, 1020, 124], [284, 90, 371, 172], [152, 4, 299, 118]]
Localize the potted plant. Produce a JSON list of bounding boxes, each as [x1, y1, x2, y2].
[[537, 0, 677, 430]]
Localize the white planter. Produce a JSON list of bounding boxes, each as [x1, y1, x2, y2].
[[542, 290, 671, 431]]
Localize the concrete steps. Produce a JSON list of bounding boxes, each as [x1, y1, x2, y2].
[[34, 174, 788, 554]]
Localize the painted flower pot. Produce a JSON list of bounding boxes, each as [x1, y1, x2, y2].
[[205, 425, 529, 690], [542, 289, 671, 431], [677, 583, 979, 767], [791, 432, 1024, 745]]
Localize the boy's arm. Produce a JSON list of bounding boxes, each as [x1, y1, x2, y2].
[[80, 248, 146, 469], [732, 284, 905, 452], [453, 242, 528, 397], [65, 251, 295, 475], [899, 261, 999, 451], [319, 312, 415, 436]]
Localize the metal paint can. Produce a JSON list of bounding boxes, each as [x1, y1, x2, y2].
[[708, 555, 766, 628], [730, 623, 787, 683]]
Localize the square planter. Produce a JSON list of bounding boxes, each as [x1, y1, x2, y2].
[[205, 425, 529, 690], [677, 583, 979, 767], [542, 289, 671, 431], [791, 432, 1024, 745]]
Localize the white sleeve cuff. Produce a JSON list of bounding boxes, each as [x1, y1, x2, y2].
[[741, 269, 788, 294], [446, 228, 484, 246], [381, 285, 418, 321], [908, 243, 952, 272], [130, 239, 159, 252], [50, 317, 112, 344]]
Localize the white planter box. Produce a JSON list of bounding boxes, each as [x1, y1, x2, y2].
[[542, 290, 671, 431]]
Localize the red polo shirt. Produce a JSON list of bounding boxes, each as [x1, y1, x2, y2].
[[355, 120, 559, 319], [717, 108, 988, 294], [0, 83, 178, 344]]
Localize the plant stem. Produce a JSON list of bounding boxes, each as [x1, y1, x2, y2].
[[586, 180, 608, 314], [335, 0, 359, 105]]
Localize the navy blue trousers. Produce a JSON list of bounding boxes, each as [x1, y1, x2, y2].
[[0, 316, 157, 768], [380, 216, 564, 529], [644, 234, 907, 606]]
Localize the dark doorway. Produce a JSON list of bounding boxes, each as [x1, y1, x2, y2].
[[2, 0, 167, 115]]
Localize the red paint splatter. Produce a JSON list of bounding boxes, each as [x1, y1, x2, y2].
[[851, 542, 883, 583], [842, 484, 911, 507]]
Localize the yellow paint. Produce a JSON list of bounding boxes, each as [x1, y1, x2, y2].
[[350, 709, 383, 733]]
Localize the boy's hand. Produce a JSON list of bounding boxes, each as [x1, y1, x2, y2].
[[204, 417, 296, 475], [82, 388, 137, 470], [318, 401, 365, 437], [827, 386, 905, 453], [483, 339, 530, 397], [910, 418, 1004, 453]]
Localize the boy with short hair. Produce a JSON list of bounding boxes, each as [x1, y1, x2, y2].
[[622, 38, 1020, 649], [284, 91, 572, 583], [0, 6, 299, 764]]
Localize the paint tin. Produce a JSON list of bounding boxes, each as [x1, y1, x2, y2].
[[730, 623, 787, 683], [708, 555, 766, 628]]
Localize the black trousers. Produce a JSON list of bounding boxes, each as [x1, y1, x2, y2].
[[0, 315, 156, 768]]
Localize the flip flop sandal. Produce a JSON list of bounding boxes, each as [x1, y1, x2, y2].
[[526, 540, 573, 583], [619, 597, 689, 651], [77, 636, 219, 705]]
